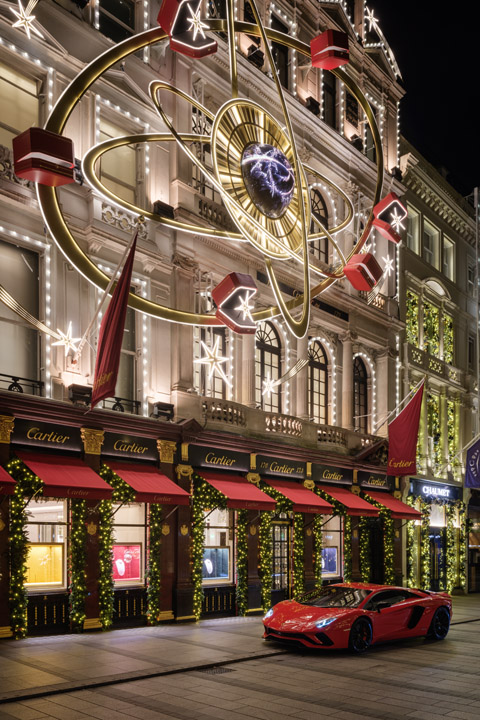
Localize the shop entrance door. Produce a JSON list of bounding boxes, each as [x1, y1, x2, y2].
[[271, 521, 291, 605], [368, 518, 385, 584], [429, 529, 446, 591]]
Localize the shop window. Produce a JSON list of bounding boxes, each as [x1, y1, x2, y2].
[[322, 515, 342, 577], [308, 340, 328, 424], [443, 314, 454, 365], [203, 508, 232, 584], [112, 503, 146, 585], [429, 503, 446, 528], [191, 100, 220, 203], [0, 61, 39, 149], [423, 301, 440, 357], [194, 326, 228, 399], [25, 499, 67, 590], [323, 71, 337, 130], [309, 189, 329, 263], [0, 240, 39, 383], [270, 16, 289, 90], [272, 521, 290, 591], [353, 356, 368, 434], [423, 220, 440, 269], [97, 0, 136, 43], [255, 321, 281, 412], [443, 237, 455, 281], [115, 304, 137, 404], [406, 289, 419, 346], [406, 206, 420, 255], [99, 118, 136, 204], [467, 260, 476, 297]]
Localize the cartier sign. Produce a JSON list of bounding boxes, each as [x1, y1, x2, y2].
[[103, 433, 157, 461], [189, 446, 250, 472], [312, 464, 353, 485], [256, 455, 305, 479], [12, 419, 81, 452], [358, 472, 392, 491]]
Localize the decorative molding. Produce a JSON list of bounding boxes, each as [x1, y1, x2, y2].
[[0, 415, 14, 445], [161, 523, 170, 536], [101, 203, 148, 239], [157, 439, 176, 464], [246, 472, 261, 486], [176, 464, 193, 481], [0, 145, 34, 189], [81, 427, 104, 456], [172, 252, 198, 272], [180, 524, 189, 536], [303, 478, 315, 490]]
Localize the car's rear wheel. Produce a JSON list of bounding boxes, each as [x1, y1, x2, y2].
[[349, 618, 372, 653], [427, 607, 450, 641]]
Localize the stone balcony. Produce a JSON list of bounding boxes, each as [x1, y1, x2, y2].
[[407, 345, 463, 386]]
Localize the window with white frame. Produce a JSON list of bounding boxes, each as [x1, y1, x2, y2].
[[309, 189, 329, 263], [406, 205, 420, 254], [467, 260, 476, 296], [194, 326, 228, 399], [255, 321, 281, 412], [0, 61, 39, 149], [270, 15, 290, 90], [443, 237, 455, 281], [203, 508, 232, 585], [423, 220, 440, 269], [97, 0, 136, 43], [353, 356, 368, 434], [112, 503, 146, 586], [115, 304, 137, 403], [25, 499, 67, 591], [99, 117, 137, 204], [308, 341, 328, 424], [468, 335, 476, 373]]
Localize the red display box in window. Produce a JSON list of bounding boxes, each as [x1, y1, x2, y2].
[[311, 30, 349, 70], [12, 127, 75, 187], [372, 192, 408, 244], [212, 272, 257, 334], [158, 0, 217, 58], [343, 253, 383, 291]]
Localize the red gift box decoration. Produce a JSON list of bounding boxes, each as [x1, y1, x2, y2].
[[344, 253, 383, 291], [12, 127, 75, 187], [311, 30, 349, 70], [212, 272, 257, 334], [158, 0, 217, 58], [372, 192, 408, 244]]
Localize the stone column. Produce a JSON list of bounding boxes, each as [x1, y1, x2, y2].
[[296, 334, 309, 420], [81, 428, 104, 630], [341, 333, 354, 431], [242, 332, 256, 408], [0, 415, 14, 637], [171, 255, 197, 423]]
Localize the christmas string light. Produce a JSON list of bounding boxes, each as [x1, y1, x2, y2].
[[259, 511, 273, 614], [97, 499, 114, 630], [313, 514, 323, 587], [69, 499, 87, 632], [235, 509, 248, 616], [293, 513, 304, 598], [364, 493, 394, 584], [146, 504, 162, 625], [359, 515, 371, 582]]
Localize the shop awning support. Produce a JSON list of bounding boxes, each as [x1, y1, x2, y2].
[[21, 487, 42, 512], [203, 506, 219, 523], [158, 505, 179, 524], [110, 502, 126, 519], [303, 515, 333, 530]]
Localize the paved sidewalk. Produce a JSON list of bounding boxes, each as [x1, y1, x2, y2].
[[0, 594, 478, 705]]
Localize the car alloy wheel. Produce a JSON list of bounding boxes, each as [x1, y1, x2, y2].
[[428, 607, 450, 641], [349, 618, 373, 653]]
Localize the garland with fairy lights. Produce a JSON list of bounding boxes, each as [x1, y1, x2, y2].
[[405, 496, 418, 588], [192, 473, 227, 621], [69, 499, 87, 631], [146, 504, 162, 625], [364, 494, 395, 585], [236, 509, 248, 616], [420, 499, 431, 590], [6, 458, 43, 639], [458, 503, 468, 591], [445, 503, 456, 593], [359, 516, 371, 582], [406, 290, 419, 346], [313, 514, 323, 587], [259, 511, 273, 613], [315, 486, 351, 581]]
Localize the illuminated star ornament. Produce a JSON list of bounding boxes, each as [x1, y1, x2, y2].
[[234, 291, 255, 323], [187, 1, 208, 41], [390, 207, 406, 234], [262, 372, 277, 398], [365, 7, 379, 33], [195, 337, 231, 386], [382, 256, 394, 277], [51, 322, 81, 356], [10, 0, 44, 40]]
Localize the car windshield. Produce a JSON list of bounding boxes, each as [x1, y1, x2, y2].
[[297, 587, 372, 608]]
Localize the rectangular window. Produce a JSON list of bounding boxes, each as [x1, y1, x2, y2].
[[25, 499, 67, 590], [271, 16, 289, 90], [116, 304, 136, 402], [406, 289, 419, 346], [323, 71, 337, 129], [203, 508, 232, 584], [423, 220, 440, 269], [423, 301, 440, 356], [272, 521, 290, 591], [406, 206, 420, 254], [322, 515, 342, 577], [99, 118, 136, 204], [112, 503, 145, 586], [467, 260, 475, 296], [443, 237, 455, 281], [98, 0, 135, 43], [0, 61, 38, 148]]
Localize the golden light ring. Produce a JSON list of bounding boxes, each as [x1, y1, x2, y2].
[[38, 23, 383, 326]]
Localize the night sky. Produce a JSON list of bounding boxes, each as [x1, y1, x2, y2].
[[371, 0, 479, 197]]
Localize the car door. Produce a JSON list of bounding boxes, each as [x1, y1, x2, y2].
[[365, 590, 418, 641]]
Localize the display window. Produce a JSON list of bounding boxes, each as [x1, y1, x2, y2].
[[429, 503, 446, 527], [272, 520, 291, 591], [112, 503, 146, 586], [202, 508, 233, 584], [322, 515, 342, 577], [25, 499, 67, 590]]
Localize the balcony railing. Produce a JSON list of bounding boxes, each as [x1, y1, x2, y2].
[[407, 345, 463, 386], [101, 396, 141, 415], [0, 373, 44, 396], [202, 398, 247, 427]]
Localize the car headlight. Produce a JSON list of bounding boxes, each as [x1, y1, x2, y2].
[[263, 608, 274, 620], [315, 617, 337, 629]]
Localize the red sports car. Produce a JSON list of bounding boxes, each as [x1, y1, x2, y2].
[[263, 583, 452, 653]]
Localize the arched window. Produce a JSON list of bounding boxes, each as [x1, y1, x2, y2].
[[309, 189, 328, 263], [255, 321, 281, 412], [353, 357, 368, 433], [308, 341, 328, 424]]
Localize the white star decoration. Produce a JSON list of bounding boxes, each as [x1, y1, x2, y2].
[[382, 256, 394, 278], [365, 7, 379, 33], [187, 2, 208, 42], [262, 372, 277, 398], [195, 337, 231, 386], [51, 322, 81, 356], [390, 207, 406, 233], [234, 291, 255, 323], [10, 1, 43, 40]]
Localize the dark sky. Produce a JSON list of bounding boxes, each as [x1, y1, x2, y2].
[[371, 0, 479, 197]]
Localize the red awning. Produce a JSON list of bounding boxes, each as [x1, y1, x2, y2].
[[317, 484, 379, 516], [107, 462, 190, 505], [202, 473, 276, 511], [0, 467, 16, 495], [18, 451, 113, 500], [264, 479, 333, 514], [364, 490, 422, 520]]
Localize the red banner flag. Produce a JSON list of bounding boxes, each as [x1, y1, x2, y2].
[[91, 234, 137, 410], [387, 380, 425, 476]]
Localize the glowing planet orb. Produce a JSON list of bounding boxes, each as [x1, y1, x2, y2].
[[241, 143, 295, 219]]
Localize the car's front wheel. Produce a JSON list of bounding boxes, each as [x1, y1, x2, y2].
[[349, 618, 372, 653], [427, 607, 450, 641]]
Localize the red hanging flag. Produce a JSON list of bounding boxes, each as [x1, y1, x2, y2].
[[91, 234, 137, 410], [387, 380, 425, 476]]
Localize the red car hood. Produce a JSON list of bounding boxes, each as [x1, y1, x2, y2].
[[266, 601, 357, 633]]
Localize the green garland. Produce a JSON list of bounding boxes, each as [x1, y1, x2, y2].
[[427, 394, 441, 469], [259, 512, 273, 613], [406, 496, 418, 588], [445, 503, 456, 593], [293, 513, 304, 598], [423, 301, 440, 357], [359, 516, 371, 582], [457, 501, 467, 591], [406, 290, 419, 346], [191, 473, 227, 620], [443, 314, 454, 365], [235, 509, 248, 616], [313, 514, 323, 587], [343, 515, 352, 582], [420, 499, 431, 590], [146, 504, 162, 625], [70, 499, 87, 631], [364, 494, 395, 585], [6, 458, 43, 639]]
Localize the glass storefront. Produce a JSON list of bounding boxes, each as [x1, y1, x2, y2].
[[202, 508, 232, 585], [112, 503, 146, 586], [25, 499, 67, 590]]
